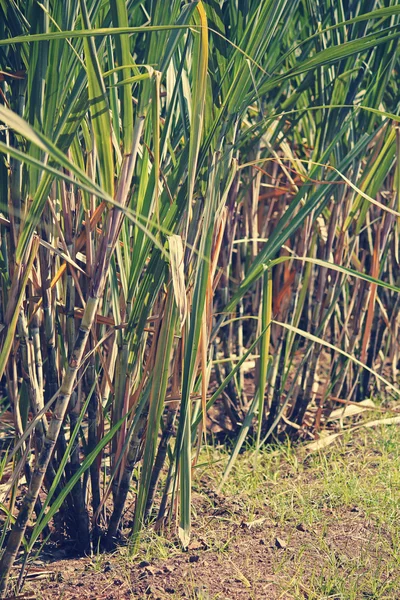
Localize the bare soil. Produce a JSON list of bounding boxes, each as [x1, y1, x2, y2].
[[20, 510, 383, 599], [15, 424, 400, 600]]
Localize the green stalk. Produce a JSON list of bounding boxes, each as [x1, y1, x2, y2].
[[256, 268, 272, 446], [131, 290, 178, 549]]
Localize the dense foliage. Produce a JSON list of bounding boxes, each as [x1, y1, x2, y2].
[[0, 0, 399, 595]]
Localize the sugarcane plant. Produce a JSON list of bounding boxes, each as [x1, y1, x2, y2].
[[0, 0, 400, 596]]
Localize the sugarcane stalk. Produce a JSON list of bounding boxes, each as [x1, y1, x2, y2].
[[111, 335, 129, 502], [290, 223, 339, 431], [68, 387, 91, 552], [144, 409, 176, 522], [331, 279, 370, 401], [86, 348, 101, 543], [156, 456, 175, 526], [64, 236, 90, 551], [38, 199, 59, 402], [0, 131, 143, 591], [0, 295, 99, 594], [145, 339, 182, 522], [16, 307, 62, 520], [16, 310, 47, 446], [105, 409, 148, 548], [31, 314, 45, 423], [262, 335, 285, 442], [213, 359, 241, 429]]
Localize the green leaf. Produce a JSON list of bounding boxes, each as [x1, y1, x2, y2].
[[79, 0, 114, 197]]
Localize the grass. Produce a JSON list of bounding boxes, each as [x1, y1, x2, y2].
[[188, 421, 400, 599], [25, 418, 400, 599], [201, 427, 400, 531]]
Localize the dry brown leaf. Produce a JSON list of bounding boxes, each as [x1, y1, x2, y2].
[[306, 432, 342, 452], [307, 414, 400, 452], [360, 415, 400, 428], [329, 398, 376, 421], [275, 536, 287, 549], [168, 234, 187, 327]]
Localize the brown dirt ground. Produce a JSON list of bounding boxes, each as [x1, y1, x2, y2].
[[17, 491, 394, 600]]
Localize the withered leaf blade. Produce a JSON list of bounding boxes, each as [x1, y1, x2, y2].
[[168, 234, 187, 328]]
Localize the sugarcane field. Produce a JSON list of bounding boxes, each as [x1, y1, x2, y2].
[[0, 1, 400, 598]]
